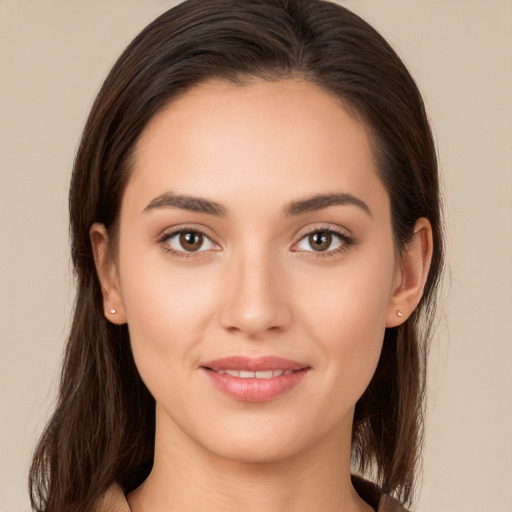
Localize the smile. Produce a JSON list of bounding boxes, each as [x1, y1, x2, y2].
[[213, 369, 293, 378], [201, 356, 310, 402]]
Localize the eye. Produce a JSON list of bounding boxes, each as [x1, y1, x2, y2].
[[293, 229, 353, 255], [161, 228, 217, 254]]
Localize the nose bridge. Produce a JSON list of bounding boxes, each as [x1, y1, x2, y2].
[[219, 241, 291, 337]]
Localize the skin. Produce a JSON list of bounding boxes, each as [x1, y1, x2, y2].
[[91, 78, 432, 512]]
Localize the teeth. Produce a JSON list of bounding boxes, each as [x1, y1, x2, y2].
[[256, 370, 273, 379], [215, 369, 295, 378]]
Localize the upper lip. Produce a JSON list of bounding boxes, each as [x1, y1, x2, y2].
[[201, 356, 309, 372]]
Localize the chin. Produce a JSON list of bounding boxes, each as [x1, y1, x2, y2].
[[192, 414, 326, 466], [205, 435, 303, 465]]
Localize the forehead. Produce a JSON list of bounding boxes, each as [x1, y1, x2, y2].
[[125, 78, 388, 219]]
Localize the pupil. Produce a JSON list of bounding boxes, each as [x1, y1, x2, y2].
[[180, 231, 203, 251], [310, 232, 331, 251]]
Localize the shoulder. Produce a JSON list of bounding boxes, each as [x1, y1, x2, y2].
[[94, 478, 408, 512], [352, 475, 410, 512], [93, 484, 131, 512]]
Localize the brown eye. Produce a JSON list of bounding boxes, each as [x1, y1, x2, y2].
[[293, 229, 348, 255], [163, 229, 216, 254], [308, 231, 333, 252], [179, 231, 204, 251]]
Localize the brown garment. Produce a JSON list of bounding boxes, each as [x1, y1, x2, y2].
[[94, 477, 409, 512], [352, 476, 409, 512], [94, 484, 130, 512]]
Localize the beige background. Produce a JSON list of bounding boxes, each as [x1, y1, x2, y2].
[[1, 1, 511, 511]]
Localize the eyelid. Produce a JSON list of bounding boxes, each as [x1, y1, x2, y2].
[[290, 225, 355, 256], [157, 225, 221, 257]]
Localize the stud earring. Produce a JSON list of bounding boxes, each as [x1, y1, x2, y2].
[[109, 309, 117, 314], [396, 310, 403, 318]]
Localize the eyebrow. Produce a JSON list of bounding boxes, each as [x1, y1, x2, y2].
[[143, 191, 371, 217], [143, 193, 226, 216], [284, 192, 372, 217]]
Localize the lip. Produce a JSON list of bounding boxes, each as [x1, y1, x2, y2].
[[201, 356, 310, 402], [202, 356, 308, 372]]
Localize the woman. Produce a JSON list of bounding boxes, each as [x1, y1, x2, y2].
[[29, 0, 443, 511]]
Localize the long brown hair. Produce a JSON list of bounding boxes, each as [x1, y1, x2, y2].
[[29, 1, 443, 510]]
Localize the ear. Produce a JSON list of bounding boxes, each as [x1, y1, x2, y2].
[[90, 223, 127, 325], [386, 218, 433, 327]]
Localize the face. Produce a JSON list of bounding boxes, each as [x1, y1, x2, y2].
[[100, 79, 405, 463]]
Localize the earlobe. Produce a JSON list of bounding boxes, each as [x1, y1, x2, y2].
[[89, 223, 127, 324], [386, 218, 433, 328]]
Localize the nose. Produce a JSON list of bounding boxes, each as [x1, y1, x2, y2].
[[219, 247, 292, 338]]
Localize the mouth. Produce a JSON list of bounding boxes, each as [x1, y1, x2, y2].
[[200, 356, 310, 402], [211, 369, 295, 379]]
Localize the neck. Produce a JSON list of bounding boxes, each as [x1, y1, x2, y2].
[[127, 406, 372, 512]]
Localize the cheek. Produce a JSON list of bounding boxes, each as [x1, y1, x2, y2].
[[296, 251, 396, 396], [118, 245, 218, 388]]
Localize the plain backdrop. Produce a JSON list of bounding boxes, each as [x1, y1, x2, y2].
[[1, 1, 511, 511]]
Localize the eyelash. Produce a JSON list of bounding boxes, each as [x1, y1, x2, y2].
[[157, 225, 355, 260], [158, 226, 217, 260], [294, 226, 355, 259]]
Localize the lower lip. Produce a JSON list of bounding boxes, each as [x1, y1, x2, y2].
[[202, 368, 309, 402]]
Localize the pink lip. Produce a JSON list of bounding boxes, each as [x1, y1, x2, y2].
[[201, 356, 310, 403], [202, 356, 307, 372]]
